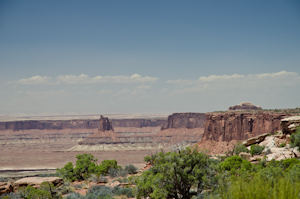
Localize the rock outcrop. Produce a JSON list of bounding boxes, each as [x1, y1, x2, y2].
[[229, 102, 262, 111], [0, 182, 13, 195], [165, 113, 205, 129], [242, 133, 269, 147], [13, 177, 63, 190], [99, 115, 114, 131], [281, 116, 300, 134], [204, 112, 290, 142]]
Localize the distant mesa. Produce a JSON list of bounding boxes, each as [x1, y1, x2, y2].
[[229, 102, 262, 111], [165, 113, 205, 129]]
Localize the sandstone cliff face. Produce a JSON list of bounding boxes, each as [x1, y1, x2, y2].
[[0, 120, 100, 131], [0, 118, 167, 131], [166, 113, 205, 129], [204, 112, 290, 142], [112, 119, 167, 128]]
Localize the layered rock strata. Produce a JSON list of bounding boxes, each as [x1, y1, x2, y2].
[[204, 112, 291, 142], [0, 118, 167, 131], [281, 116, 300, 134], [165, 113, 205, 129], [70, 113, 205, 151]]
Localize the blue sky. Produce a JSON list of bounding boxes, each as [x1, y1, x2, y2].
[[0, 0, 300, 116]]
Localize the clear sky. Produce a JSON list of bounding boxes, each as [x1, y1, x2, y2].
[[0, 0, 300, 116]]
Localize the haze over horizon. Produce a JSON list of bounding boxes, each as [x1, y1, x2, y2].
[[1, 1, 300, 116]]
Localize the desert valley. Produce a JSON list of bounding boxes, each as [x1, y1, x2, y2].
[[1, 102, 299, 173]]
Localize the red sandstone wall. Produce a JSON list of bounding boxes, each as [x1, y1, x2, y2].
[[203, 112, 291, 142]]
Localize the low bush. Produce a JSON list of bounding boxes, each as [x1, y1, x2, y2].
[[290, 127, 300, 150], [124, 164, 138, 174], [233, 142, 249, 155], [108, 167, 129, 178], [250, 145, 265, 156], [219, 155, 252, 175], [0, 177, 9, 182], [279, 143, 286, 147], [85, 186, 113, 199], [88, 174, 107, 183], [0, 192, 22, 199], [63, 192, 84, 199], [112, 186, 134, 198], [56, 153, 118, 181]]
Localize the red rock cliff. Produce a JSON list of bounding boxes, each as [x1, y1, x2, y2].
[[204, 112, 291, 142], [0, 118, 167, 131]]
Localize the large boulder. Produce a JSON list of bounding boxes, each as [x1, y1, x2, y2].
[[14, 177, 63, 190], [281, 116, 300, 134], [242, 133, 269, 147]]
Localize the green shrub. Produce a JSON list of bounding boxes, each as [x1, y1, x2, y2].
[[279, 143, 286, 147], [250, 145, 265, 156], [0, 177, 9, 182], [112, 187, 134, 198], [64, 192, 84, 199], [108, 168, 120, 178], [286, 164, 300, 183], [0, 192, 21, 199], [74, 153, 98, 180], [95, 159, 118, 176], [216, 175, 300, 199], [56, 162, 76, 182], [85, 186, 113, 199], [219, 155, 252, 175], [124, 164, 138, 174], [233, 142, 249, 155], [57, 153, 102, 181], [20, 185, 52, 199], [290, 127, 300, 150], [88, 174, 107, 183]]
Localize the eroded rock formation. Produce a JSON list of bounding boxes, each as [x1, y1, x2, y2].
[[99, 115, 114, 131], [229, 102, 262, 111], [165, 113, 205, 129], [204, 112, 290, 142], [281, 116, 300, 134], [71, 113, 205, 151]]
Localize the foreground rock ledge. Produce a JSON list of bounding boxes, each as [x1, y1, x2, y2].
[[14, 177, 63, 190]]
